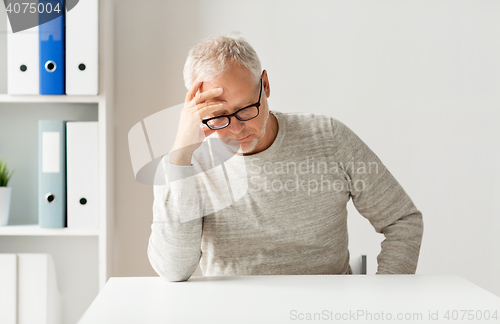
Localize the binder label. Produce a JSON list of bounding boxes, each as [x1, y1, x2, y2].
[[42, 132, 60, 173]]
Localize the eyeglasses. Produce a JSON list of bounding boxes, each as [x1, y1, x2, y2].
[[202, 78, 262, 130]]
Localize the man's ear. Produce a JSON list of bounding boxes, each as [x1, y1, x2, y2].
[[262, 70, 270, 98]]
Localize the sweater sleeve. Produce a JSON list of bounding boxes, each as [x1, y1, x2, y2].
[[331, 118, 424, 274], [147, 155, 203, 282], [147, 140, 234, 281]]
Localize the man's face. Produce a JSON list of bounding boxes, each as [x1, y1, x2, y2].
[[200, 64, 270, 155]]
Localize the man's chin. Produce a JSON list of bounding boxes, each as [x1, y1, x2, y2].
[[225, 141, 255, 154]]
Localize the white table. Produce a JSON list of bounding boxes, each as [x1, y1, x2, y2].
[[78, 274, 500, 324]]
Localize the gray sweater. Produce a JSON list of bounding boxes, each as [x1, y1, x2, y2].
[[148, 110, 423, 281]]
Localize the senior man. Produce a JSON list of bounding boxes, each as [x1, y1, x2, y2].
[[148, 33, 423, 281]]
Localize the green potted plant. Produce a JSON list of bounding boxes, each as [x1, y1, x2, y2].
[[0, 157, 16, 226]]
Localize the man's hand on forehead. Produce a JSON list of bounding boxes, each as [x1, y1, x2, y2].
[[197, 77, 260, 119]]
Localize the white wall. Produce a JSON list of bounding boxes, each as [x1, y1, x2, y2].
[[114, 0, 500, 296]]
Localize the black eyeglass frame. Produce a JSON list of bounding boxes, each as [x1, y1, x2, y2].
[[202, 77, 263, 130]]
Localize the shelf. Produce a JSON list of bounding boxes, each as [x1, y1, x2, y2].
[[0, 224, 99, 236], [0, 94, 102, 103]]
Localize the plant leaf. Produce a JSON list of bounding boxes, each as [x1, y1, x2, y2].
[[0, 158, 15, 187]]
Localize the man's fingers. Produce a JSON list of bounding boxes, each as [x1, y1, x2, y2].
[[196, 102, 225, 119], [197, 100, 224, 109], [187, 100, 224, 114], [193, 87, 223, 105], [185, 80, 203, 103]]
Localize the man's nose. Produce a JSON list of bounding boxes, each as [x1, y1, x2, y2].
[[227, 116, 244, 134]]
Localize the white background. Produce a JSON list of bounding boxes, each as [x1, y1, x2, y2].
[[112, 0, 500, 297]]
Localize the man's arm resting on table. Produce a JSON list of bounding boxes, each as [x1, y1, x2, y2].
[[147, 158, 203, 282]]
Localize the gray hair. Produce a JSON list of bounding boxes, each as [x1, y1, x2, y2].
[[183, 32, 262, 90]]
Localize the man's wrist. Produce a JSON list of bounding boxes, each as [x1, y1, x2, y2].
[[169, 149, 193, 166]]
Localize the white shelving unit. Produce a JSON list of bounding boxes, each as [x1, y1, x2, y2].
[[0, 94, 101, 103], [0, 224, 99, 236], [0, 1, 114, 323]]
